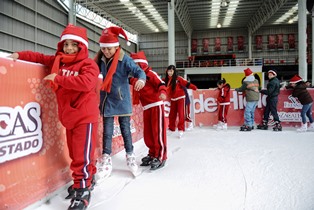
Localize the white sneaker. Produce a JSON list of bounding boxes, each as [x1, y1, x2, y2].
[[222, 123, 228, 130], [297, 123, 307, 132], [178, 131, 184, 138], [96, 154, 112, 180], [126, 153, 138, 175], [216, 122, 227, 131]]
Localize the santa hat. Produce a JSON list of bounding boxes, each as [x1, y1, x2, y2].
[[244, 68, 253, 77], [60, 24, 88, 48], [99, 26, 131, 48], [268, 69, 277, 76], [130, 51, 148, 65], [289, 75, 303, 84]]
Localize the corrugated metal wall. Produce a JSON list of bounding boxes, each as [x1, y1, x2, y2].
[[0, 0, 137, 59], [1, 0, 299, 76]]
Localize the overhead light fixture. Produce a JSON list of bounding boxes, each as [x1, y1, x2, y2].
[[221, 0, 228, 7], [217, 23, 222, 28], [288, 19, 293, 24]]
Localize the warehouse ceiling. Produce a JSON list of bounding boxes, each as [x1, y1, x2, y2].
[[74, 0, 308, 36]]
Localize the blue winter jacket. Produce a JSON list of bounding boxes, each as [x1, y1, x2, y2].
[[99, 49, 146, 117]]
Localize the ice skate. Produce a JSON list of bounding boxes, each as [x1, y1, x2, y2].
[[240, 124, 252, 131], [257, 120, 268, 130], [65, 176, 96, 199], [308, 123, 314, 131], [213, 121, 223, 129], [140, 155, 153, 166], [95, 154, 112, 181], [150, 158, 166, 170], [297, 123, 307, 132], [178, 131, 184, 138], [272, 121, 282, 131], [68, 188, 90, 210], [216, 122, 227, 131], [126, 153, 138, 176], [186, 122, 194, 131]]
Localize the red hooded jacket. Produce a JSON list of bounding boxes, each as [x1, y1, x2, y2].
[[18, 41, 99, 129]]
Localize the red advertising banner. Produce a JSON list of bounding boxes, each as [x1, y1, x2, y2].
[[277, 34, 284, 49], [227, 36, 233, 52], [255, 35, 263, 50], [288, 34, 296, 49], [237, 36, 244, 51], [0, 56, 143, 209], [215, 37, 221, 52], [191, 89, 314, 127], [202, 38, 209, 53], [191, 38, 198, 54], [268, 34, 276, 50]]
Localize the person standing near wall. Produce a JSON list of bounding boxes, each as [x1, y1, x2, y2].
[[235, 68, 260, 131], [257, 69, 282, 131], [130, 51, 167, 170], [10, 24, 99, 210], [289, 75, 314, 132], [164, 65, 198, 138], [94, 27, 146, 178]]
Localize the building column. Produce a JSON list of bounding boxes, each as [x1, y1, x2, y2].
[[168, 0, 175, 66], [298, 0, 307, 80]]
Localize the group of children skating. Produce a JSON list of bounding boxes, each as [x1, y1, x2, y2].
[[8, 24, 199, 210], [8, 23, 314, 210], [215, 68, 314, 133]]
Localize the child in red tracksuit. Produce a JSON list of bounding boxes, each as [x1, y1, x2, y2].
[[9, 24, 99, 210], [164, 65, 198, 138], [130, 51, 167, 170], [216, 78, 231, 130]]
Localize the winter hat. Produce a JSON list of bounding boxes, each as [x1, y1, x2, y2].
[[289, 75, 303, 84], [99, 26, 131, 47], [244, 68, 253, 77], [268, 69, 277, 76], [59, 24, 88, 48], [130, 51, 149, 70]]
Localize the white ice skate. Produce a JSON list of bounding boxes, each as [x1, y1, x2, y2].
[[95, 154, 112, 182], [297, 123, 307, 132], [178, 131, 184, 138], [126, 153, 139, 176], [308, 123, 314, 131]]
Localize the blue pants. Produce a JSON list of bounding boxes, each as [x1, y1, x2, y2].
[[300, 103, 313, 124], [102, 116, 133, 155], [244, 101, 258, 127]]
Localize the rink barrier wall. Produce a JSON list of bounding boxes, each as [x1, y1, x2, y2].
[[1, 56, 313, 209]]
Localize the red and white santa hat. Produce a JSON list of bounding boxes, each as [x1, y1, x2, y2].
[[289, 75, 303, 84], [130, 51, 148, 65], [130, 51, 149, 70], [244, 68, 253, 77], [60, 24, 88, 48], [99, 26, 130, 48]]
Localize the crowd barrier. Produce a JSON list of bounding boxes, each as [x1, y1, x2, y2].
[[0, 56, 143, 210], [1, 55, 313, 209]]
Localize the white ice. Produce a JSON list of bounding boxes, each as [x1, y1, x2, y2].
[[27, 126, 314, 210]]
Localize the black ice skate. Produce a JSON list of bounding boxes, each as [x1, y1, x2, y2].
[[68, 188, 90, 210], [140, 155, 153, 166], [66, 177, 95, 199], [257, 120, 268, 130], [240, 125, 252, 131], [150, 158, 166, 170], [273, 121, 282, 131]]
